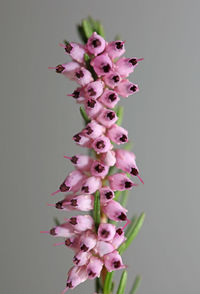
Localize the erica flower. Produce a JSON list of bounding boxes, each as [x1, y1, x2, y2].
[[45, 17, 144, 293]]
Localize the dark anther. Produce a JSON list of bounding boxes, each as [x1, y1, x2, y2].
[[130, 167, 138, 176], [129, 58, 137, 66], [60, 183, 70, 192], [105, 191, 113, 199], [88, 270, 96, 277], [108, 93, 117, 101], [115, 42, 123, 50], [116, 228, 123, 235], [71, 156, 78, 164], [50, 228, 56, 236], [112, 75, 120, 83], [107, 112, 115, 120], [103, 64, 111, 73], [101, 229, 110, 238], [55, 201, 63, 209], [87, 99, 96, 108], [118, 212, 127, 221], [113, 260, 121, 268], [69, 217, 77, 225], [73, 257, 80, 265], [67, 282, 73, 288], [86, 126, 93, 135], [120, 135, 128, 142], [95, 164, 105, 173], [125, 181, 132, 188], [92, 39, 101, 48], [96, 140, 105, 149], [72, 90, 80, 99], [56, 64, 65, 73], [71, 199, 78, 207], [73, 134, 81, 142], [81, 244, 89, 252], [130, 85, 137, 92], [88, 88, 97, 96], [75, 70, 84, 79], [65, 43, 73, 53], [82, 186, 89, 193], [65, 239, 72, 246]]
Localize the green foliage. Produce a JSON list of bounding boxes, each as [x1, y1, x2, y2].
[[117, 271, 128, 294], [80, 106, 90, 125], [93, 191, 101, 231], [103, 271, 114, 294], [130, 276, 142, 294], [53, 217, 60, 226], [77, 17, 105, 44], [116, 105, 124, 126]]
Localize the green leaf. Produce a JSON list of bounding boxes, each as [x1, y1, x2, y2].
[[103, 271, 115, 294], [82, 19, 93, 39], [84, 53, 98, 80], [118, 213, 145, 254], [53, 217, 60, 226], [96, 21, 105, 37], [93, 191, 101, 231], [114, 190, 122, 201], [116, 106, 124, 126], [116, 270, 128, 294], [124, 141, 133, 150], [119, 190, 129, 207], [77, 24, 88, 43], [80, 106, 90, 125], [95, 277, 103, 293], [125, 215, 137, 238], [130, 276, 142, 294]]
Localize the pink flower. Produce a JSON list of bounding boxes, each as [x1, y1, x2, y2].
[[92, 135, 112, 154], [106, 40, 125, 60], [98, 223, 116, 241], [103, 71, 121, 89], [84, 98, 103, 118], [65, 266, 88, 290], [86, 256, 103, 279], [99, 186, 115, 204], [82, 120, 105, 139], [98, 89, 120, 108], [79, 230, 97, 252], [81, 176, 102, 194], [115, 57, 143, 77], [102, 200, 128, 221], [104, 250, 126, 272], [96, 109, 118, 128], [108, 173, 136, 191], [85, 80, 104, 99], [68, 215, 94, 232], [107, 124, 129, 144], [91, 53, 113, 76], [86, 32, 106, 56], [63, 42, 86, 63], [74, 67, 94, 86], [90, 160, 109, 178], [64, 154, 93, 172], [116, 79, 139, 98]]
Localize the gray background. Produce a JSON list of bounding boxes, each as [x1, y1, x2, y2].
[[0, 0, 200, 293]]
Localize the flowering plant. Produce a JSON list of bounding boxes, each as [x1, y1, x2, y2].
[[42, 17, 145, 294]]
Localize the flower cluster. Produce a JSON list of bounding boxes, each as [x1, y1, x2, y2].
[[44, 31, 143, 293]]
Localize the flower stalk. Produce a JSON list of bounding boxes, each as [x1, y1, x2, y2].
[[43, 16, 145, 294]]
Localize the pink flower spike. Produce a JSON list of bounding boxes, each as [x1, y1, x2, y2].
[[116, 79, 139, 98], [68, 215, 94, 232], [80, 230, 97, 252], [98, 223, 116, 241], [107, 124, 128, 145], [106, 40, 125, 60], [99, 186, 115, 204], [103, 71, 121, 89], [86, 256, 103, 279], [81, 176, 102, 194], [83, 120, 105, 139], [86, 32, 106, 56], [91, 53, 113, 76], [84, 98, 103, 119], [63, 42, 86, 63], [98, 89, 120, 109], [96, 109, 118, 128], [92, 135, 112, 154], [66, 266, 88, 290], [104, 250, 126, 272], [85, 80, 104, 99], [73, 67, 93, 86], [90, 160, 109, 179], [108, 173, 135, 191], [103, 200, 128, 222]]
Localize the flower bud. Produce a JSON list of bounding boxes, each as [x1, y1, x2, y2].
[[100, 150, 116, 166], [98, 223, 116, 241], [74, 67, 93, 86], [102, 200, 128, 222], [91, 53, 112, 76], [82, 120, 105, 139], [73, 251, 91, 266], [106, 40, 125, 60], [104, 250, 126, 272], [80, 230, 97, 252], [81, 176, 102, 194], [107, 124, 128, 144], [97, 109, 118, 128], [116, 79, 139, 98], [85, 80, 104, 99], [90, 160, 109, 179], [65, 266, 88, 290], [73, 132, 91, 147], [86, 256, 103, 279], [68, 215, 94, 232], [84, 98, 103, 118], [108, 173, 136, 191], [99, 186, 115, 204], [63, 42, 86, 63], [92, 135, 112, 154], [111, 227, 126, 249], [98, 89, 120, 108], [87, 32, 106, 56], [59, 170, 86, 193], [94, 241, 115, 257], [103, 71, 121, 89]]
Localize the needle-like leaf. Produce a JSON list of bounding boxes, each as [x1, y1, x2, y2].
[[116, 106, 124, 126], [129, 276, 141, 294], [82, 19, 93, 39], [80, 106, 90, 125], [93, 191, 101, 231], [103, 271, 115, 294], [116, 270, 128, 294]]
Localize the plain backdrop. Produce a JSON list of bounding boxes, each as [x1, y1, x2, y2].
[[0, 0, 200, 293]]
